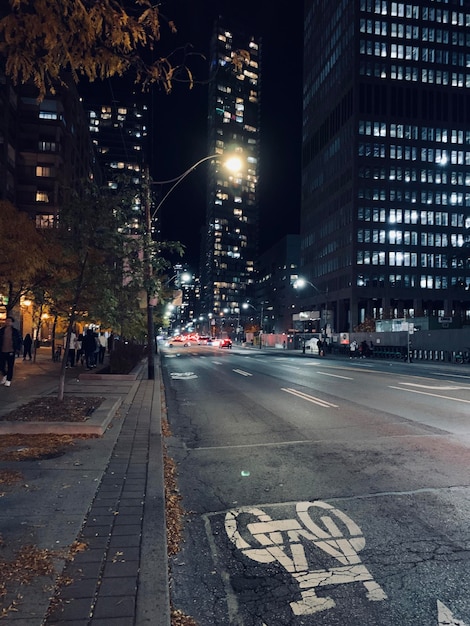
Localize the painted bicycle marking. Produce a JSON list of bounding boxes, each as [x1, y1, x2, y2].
[[225, 501, 386, 616]]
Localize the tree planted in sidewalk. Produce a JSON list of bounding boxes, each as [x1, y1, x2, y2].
[[45, 181, 143, 400], [0, 200, 55, 316]]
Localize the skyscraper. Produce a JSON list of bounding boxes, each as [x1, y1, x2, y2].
[[0, 74, 94, 227], [201, 18, 261, 319], [301, 0, 470, 332], [82, 83, 149, 233]]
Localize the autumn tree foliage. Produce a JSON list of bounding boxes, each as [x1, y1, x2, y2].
[[0, 0, 193, 100], [354, 317, 377, 333], [0, 200, 54, 314]]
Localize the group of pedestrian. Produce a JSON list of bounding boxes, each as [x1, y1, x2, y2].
[[66, 330, 109, 370], [0, 316, 113, 386], [350, 339, 373, 358]]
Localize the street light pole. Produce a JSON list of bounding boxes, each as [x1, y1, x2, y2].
[[242, 302, 264, 348], [144, 152, 243, 378], [145, 169, 156, 380], [259, 301, 263, 349], [294, 277, 329, 341]]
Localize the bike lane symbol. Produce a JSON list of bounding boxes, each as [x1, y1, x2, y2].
[[225, 500, 387, 616]]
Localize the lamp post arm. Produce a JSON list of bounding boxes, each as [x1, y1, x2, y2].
[[151, 154, 218, 219], [305, 280, 323, 294]]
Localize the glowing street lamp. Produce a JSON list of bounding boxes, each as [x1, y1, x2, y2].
[[293, 277, 323, 293], [242, 302, 264, 349], [294, 277, 329, 348], [144, 153, 243, 378]]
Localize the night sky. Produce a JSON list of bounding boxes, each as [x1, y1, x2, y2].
[[151, 1, 304, 271]]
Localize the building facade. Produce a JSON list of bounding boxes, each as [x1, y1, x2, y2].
[[0, 73, 95, 227], [256, 235, 301, 334], [0, 70, 18, 205], [301, 0, 470, 332], [81, 83, 149, 233], [201, 18, 261, 318]]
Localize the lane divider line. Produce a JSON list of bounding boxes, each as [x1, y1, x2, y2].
[[316, 372, 353, 380], [281, 388, 339, 408], [389, 385, 470, 404], [233, 369, 253, 377]]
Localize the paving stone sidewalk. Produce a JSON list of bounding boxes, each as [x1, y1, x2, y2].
[[0, 351, 170, 626]]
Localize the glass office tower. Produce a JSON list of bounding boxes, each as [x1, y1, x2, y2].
[[302, 0, 470, 332], [201, 19, 261, 319]]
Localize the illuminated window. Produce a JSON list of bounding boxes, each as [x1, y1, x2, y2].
[[38, 141, 56, 152], [39, 111, 57, 120], [36, 214, 54, 228], [36, 191, 49, 202], [36, 166, 52, 177]]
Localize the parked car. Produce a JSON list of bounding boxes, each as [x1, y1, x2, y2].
[[219, 338, 233, 349]]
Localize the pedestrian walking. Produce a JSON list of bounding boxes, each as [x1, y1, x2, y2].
[[22, 333, 33, 360], [67, 331, 77, 367], [0, 316, 23, 387], [349, 339, 358, 358], [360, 340, 369, 358], [76, 333, 84, 365], [98, 333, 107, 364], [82, 329, 98, 369], [107, 331, 115, 354]]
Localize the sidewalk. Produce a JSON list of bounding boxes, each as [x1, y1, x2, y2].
[[0, 351, 170, 625]]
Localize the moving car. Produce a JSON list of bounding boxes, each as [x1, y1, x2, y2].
[[219, 338, 232, 349], [168, 337, 190, 347]]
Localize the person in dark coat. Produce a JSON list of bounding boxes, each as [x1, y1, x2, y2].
[[23, 333, 33, 360], [82, 329, 98, 369], [0, 316, 23, 386]]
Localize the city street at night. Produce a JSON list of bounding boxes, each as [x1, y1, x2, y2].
[[162, 345, 470, 626]]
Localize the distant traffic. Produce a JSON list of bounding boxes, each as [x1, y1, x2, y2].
[[164, 334, 232, 349]]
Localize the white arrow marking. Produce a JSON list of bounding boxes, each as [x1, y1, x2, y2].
[[437, 600, 469, 625]]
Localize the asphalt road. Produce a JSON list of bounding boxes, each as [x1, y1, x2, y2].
[[162, 345, 470, 626]]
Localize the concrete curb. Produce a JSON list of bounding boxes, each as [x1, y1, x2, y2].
[[79, 372, 138, 381], [136, 361, 171, 625], [0, 396, 122, 435]]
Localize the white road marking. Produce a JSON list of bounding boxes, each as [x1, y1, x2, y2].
[[212, 361, 223, 365], [281, 388, 338, 408], [233, 369, 253, 377], [437, 600, 469, 625], [225, 501, 386, 616], [316, 371, 353, 380], [170, 372, 198, 380], [435, 372, 470, 380], [401, 382, 470, 391], [390, 385, 470, 404]]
